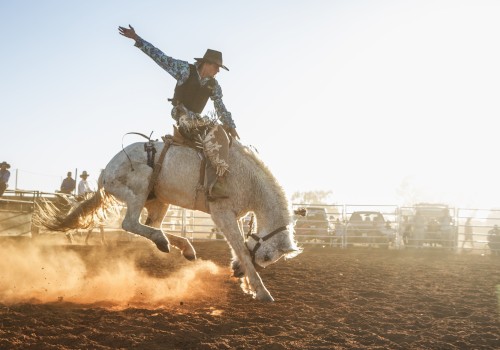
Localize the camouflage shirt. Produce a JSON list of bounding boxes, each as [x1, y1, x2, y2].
[[135, 38, 236, 129]]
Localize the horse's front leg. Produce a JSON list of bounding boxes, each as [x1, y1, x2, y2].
[[212, 211, 274, 302]]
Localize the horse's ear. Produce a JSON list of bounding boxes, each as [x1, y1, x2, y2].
[[294, 207, 307, 217]]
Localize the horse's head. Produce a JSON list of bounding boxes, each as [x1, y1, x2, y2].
[[245, 224, 302, 268]]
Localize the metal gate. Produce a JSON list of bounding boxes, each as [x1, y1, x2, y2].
[[0, 190, 38, 237]]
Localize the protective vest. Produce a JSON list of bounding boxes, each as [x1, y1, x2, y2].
[[172, 64, 214, 113]]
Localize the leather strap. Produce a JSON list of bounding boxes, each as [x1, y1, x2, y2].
[[147, 136, 172, 197]]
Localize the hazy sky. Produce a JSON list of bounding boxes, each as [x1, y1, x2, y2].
[[1, 0, 500, 207]]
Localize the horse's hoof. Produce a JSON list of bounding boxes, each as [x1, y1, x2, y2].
[[155, 241, 170, 253], [256, 293, 274, 302], [233, 269, 244, 278], [182, 250, 196, 261], [231, 260, 245, 278], [152, 231, 170, 253]]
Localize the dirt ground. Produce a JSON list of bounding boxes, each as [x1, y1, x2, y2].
[[0, 237, 499, 350]]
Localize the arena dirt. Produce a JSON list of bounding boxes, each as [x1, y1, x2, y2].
[[0, 237, 499, 349]]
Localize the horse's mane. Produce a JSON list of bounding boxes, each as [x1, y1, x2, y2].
[[231, 141, 291, 217]]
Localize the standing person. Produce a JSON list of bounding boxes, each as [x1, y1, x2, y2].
[[402, 216, 412, 246], [77, 171, 92, 198], [439, 209, 454, 248], [0, 161, 11, 196], [59, 171, 76, 195], [488, 225, 500, 256], [75, 170, 104, 244], [461, 217, 474, 249], [118, 24, 238, 200], [413, 213, 426, 247]]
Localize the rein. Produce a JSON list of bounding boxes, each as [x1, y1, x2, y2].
[[245, 215, 288, 265]]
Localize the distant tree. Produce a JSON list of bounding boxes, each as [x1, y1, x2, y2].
[[291, 190, 334, 205], [396, 177, 423, 206], [396, 177, 455, 206]]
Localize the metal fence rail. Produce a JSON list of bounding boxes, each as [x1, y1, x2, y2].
[[1, 195, 499, 255], [0, 190, 39, 237], [157, 203, 500, 255]]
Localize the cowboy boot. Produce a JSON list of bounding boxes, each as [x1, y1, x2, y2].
[[209, 176, 229, 200], [206, 165, 229, 201]]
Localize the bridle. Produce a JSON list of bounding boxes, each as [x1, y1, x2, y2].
[[245, 214, 288, 265]]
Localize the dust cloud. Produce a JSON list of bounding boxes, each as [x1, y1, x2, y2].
[[0, 240, 224, 309]]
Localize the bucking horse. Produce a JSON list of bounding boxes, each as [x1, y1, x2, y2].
[[35, 133, 302, 301]]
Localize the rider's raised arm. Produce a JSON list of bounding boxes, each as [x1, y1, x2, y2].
[[118, 24, 189, 80], [134, 38, 190, 83], [119, 25, 189, 82]]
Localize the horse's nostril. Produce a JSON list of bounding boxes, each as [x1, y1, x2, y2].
[[264, 255, 271, 262]]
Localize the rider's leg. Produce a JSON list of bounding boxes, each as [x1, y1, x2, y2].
[[204, 125, 230, 200]]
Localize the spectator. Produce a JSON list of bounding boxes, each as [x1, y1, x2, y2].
[[208, 226, 224, 240], [461, 217, 474, 249], [334, 218, 345, 247], [439, 209, 454, 248], [413, 213, 426, 247], [59, 171, 76, 195], [488, 225, 500, 256], [402, 216, 412, 246], [77, 171, 92, 198], [0, 161, 11, 196], [75, 170, 103, 244], [440, 209, 452, 230]]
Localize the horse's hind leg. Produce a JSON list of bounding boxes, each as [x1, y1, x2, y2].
[[144, 199, 196, 261], [122, 200, 170, 253]]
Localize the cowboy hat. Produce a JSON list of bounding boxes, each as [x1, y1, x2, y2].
[[0, 161, 10, 169], [80, 171, 89, 178], [194, 49, 229, 71]]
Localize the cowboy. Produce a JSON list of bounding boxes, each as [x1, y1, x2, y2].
[[77, 171, 92, 198], [488, 224, 500, 256], [60, 171, 76, 195], [118, 25, 238, 200], [0, 161, 11, 196]]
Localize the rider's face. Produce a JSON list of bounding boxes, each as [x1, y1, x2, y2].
[[201, 63, 220, 78]]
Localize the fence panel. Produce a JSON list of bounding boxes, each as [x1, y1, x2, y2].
[[0, 190, 37, 237], [3, 193, 499, 255], [456, 208, 500, 255]]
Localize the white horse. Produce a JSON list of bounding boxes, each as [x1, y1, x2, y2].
[[35, 138, 301, 301]]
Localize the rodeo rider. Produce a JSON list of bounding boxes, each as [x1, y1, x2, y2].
[[118, 24, 239, 201]]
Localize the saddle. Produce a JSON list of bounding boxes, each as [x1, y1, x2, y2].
[[146, 125, 222, 213]]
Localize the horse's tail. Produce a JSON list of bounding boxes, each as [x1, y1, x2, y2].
[[33, 187, 118, 232]]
